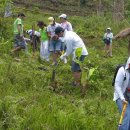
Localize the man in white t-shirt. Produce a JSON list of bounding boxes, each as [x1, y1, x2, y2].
[[55, 26, 88, 86]]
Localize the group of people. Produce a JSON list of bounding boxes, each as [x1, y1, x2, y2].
[[11, 12, 88, 87], [11, 12, 130, 130]]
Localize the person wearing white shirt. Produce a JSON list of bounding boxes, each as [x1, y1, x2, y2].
[[55, 26, 88, 86], [113, 57, 130, 130], [59, 14, 73, 64], [59, 14, 73, 31], [103, 27, 113, 57], [47, 17, 62, 65]]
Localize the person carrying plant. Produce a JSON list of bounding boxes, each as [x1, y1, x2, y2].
[[103, 27, 113, 57], [113, 57, 130, 130], [11, 13, 26, 60], [47, 17, 62, 65], [55, 26, 88, 86], [37, 21, 50, 61]]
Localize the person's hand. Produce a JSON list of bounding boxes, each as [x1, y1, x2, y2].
[[122, 99, 128, 105], [60, 55, 65, 60], [19, 34, 24, 40], [52, 34, 59, 41]]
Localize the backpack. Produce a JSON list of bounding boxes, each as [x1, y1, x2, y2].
[[103, 38, 111, 44], [112, 64, 126, 86]]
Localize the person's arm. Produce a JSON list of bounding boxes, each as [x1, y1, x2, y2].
[[46, 26, 51, 39], [109, 33, 113, 43], [67, 22, 73, 31], [17, 19, 23, 36], [63, 40, 73, 57], [115, 67, 126, 101], [18, 24, 22, 34]]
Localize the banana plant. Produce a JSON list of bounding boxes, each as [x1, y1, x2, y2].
[[74, 47, 97, 95]]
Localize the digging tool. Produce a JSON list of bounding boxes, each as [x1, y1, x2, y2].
[[32, 24, 36, 56], [118, 101, 128, 130]]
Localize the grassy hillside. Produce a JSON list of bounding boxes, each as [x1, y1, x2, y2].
[[13, 0, 115, 16], [0, 3, 130, 130]]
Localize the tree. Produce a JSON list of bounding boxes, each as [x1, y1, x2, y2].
[[96, 0, 103, 16], [113, 0, 124, 22]]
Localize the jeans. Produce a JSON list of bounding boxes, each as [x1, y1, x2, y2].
[[14, 34, 26, 49], [71, 55, 86, 72], [49, 39, 62, 52], [116, 98, 130, 130]]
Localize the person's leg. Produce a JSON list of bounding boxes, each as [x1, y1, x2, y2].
[[104, 44, 108, 56], [109, 43, 112, 57], [71, 56, 86, 86], [73, 71, 81, 85], [40, 41, 44, 59], [11, 46, 22, 53], [11, 35, 25, 57], [49, 40, 56, 64], [116, 99, 129, 130], [127, 102, 130, 130], [44, 40, 50, 61], [106, 44, 110, 55], [54, 39, 62, 64]]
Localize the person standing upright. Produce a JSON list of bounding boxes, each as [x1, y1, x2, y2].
[[59, 14, 73, 31], [11, 13, 26, 60], [113, 57, 130, 130], [103, 27, 113, 57], [47, 17, 61, 65], [37, 21, 50, 61]]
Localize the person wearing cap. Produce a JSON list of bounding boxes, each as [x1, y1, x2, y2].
[[47, 17, 62, 65], [26, 29, 40, 48], [11, 13, 26, 59], [37, 21, 50, 61], [55, 26, 88, 86], [113, 57, 130, 130], [59, 14, 73, 31], [26, 29, 40, 39], [59, 14, 73, 64], [103, 27, 113, 57]]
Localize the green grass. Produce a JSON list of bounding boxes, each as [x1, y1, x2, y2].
[[0, 5, 129, 130]]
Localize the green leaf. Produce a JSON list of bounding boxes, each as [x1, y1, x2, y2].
[[75, 47, 82, 58], [88, 68, 97, 80]]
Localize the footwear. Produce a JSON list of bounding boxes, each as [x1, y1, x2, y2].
[[9, 51, 14, 56], [52, 62, 58, 66], [71, 81, 80, 87], [14, 57, 21, 62]]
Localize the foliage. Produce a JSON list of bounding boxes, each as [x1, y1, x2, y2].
[[0, 3, 129, 130]]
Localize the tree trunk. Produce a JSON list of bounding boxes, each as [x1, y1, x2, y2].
[[97, 0, 103, 16], [113, 0, 124, 22]]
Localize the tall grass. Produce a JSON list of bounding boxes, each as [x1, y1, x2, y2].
[[0, 6, 129, 130]]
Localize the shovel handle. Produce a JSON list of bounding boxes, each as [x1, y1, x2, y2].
[[119, 101, 128, 125]]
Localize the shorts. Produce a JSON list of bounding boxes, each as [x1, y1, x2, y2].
[[49, 39, 62, 52], [14, 34, 26, 49], [105, 42, 111, 45], [71, 55, 86, 72]]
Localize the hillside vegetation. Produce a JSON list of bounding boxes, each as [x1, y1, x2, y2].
[[0, 0, 130, 130]]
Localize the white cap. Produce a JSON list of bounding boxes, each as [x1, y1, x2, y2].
[[26, 29, 32, 34], [107, 27, 111, 30], [59, 14, 67, 19], [35, 31, 40, 37]]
